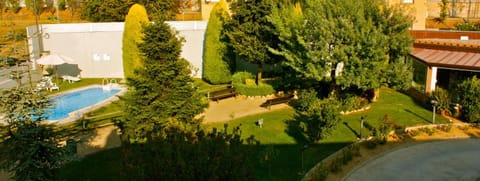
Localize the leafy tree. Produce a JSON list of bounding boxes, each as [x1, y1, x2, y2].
[[270, 0, 412, 97], [0, 88, 67, 181], [455, 76, 480, 123], [382, 61, 413, 91], [122, 22, 208, 142], [437, 0, 449, 22], [121, 126, 258, 180], [225, 0, 280, 84], [203, 0, 232, 84], [25, 0, 44, 14], [122, 3, 149, 79], [5, 0, 21, 13], [80, 0, 135, 22], [294, 89, 341, 143]]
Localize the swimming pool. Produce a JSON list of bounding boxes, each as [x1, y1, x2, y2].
[[46, 87, 121, 121]]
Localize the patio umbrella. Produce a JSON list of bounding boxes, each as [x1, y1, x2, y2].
[[37, 54, 75, 82]]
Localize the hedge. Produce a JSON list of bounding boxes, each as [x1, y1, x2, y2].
[[232, 71, 275, 96]]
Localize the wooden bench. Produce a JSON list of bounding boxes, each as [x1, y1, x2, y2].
[[208, 87, 237, 102], [262, 95, 294, 109]]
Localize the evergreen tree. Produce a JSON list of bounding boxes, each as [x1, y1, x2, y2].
[[0, 88, 67, 181], [121, 126, 258, 180], [225, 0, 280, 84], [122, 3, 150, 79], [203, 0, 232, 84], [81, 0, 135, 22], [122, 22, 208, 142]]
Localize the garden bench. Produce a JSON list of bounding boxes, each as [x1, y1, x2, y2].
[[208, 87, 237, 102], [262, 94, 294, 110]]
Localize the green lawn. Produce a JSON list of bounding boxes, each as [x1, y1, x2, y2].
[[58, 87, 446, 180]]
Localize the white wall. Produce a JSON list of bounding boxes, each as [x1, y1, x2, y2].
[[27, 21, 207, 78]]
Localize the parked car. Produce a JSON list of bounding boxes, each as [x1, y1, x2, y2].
[[1, 56, 19, 67]]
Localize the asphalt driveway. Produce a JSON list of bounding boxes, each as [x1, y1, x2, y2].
[[344, 139, 480, 181]]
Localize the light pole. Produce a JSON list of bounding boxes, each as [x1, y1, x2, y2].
[[360, 116, 365, 140], [299, 144, 309, 176], [430, 100, 438, 124]]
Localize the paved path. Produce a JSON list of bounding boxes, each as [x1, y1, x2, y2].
[[0, 64, 42, 90], [203, 95, 291, 123], [344, 139, 480, 181]]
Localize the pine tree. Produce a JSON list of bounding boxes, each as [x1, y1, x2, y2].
[[0, 88, 67, 181], [122, 3, 150, 79], [122, 22, 208, 142]]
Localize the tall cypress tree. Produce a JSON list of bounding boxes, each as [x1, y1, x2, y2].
[[122, 22, 208, 142], [203, 0, 232, 84], [122, 3, 150, 79]]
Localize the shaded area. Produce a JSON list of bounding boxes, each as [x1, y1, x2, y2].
[[58, 142, 350, 181]]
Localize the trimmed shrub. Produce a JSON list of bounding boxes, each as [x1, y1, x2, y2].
[[122, 4, 149, 79], [203, 0, 232, 84], [232, 72, 275, 96]]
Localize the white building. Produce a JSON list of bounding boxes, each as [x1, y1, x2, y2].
[[27, 21, 207, 78]]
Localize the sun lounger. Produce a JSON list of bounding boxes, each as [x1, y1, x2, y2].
[[62, 75, 81, 83]]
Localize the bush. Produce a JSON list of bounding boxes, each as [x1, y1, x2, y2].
[[407, 129, 420, 137], [437, 124, 453, 132], [429, 87, 451, 115], [339, 94, 369, 112], [455, 76, 480, 123], [455, 22, 480, 31], [203, 0, 232, 84], [232, 72, 275, 96], [308, 163, 328, 181]]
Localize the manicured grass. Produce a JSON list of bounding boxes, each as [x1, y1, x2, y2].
[[59, 87, 447, 180]]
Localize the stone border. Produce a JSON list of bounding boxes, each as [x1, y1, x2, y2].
[[44, 84, 127, 125]]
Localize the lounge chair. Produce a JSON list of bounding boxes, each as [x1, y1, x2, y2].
[[48, 83, 59, 91], [62, 75, 81, 83]]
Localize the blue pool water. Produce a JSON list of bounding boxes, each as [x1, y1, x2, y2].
[[46, 87, 120, 120]]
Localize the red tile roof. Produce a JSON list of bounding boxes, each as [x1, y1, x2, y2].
[[411, 48, 480, 70]]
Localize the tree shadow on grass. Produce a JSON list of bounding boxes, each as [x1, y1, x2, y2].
[[284, 119, 309, 145], [343, 122, 360, 139], [404, 108, 431, 124]]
